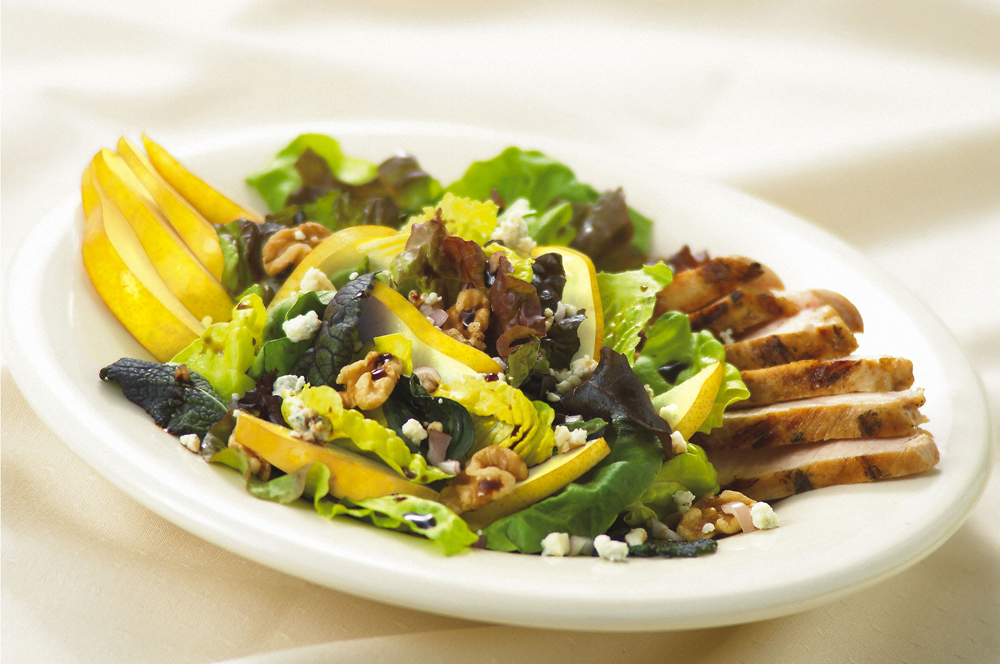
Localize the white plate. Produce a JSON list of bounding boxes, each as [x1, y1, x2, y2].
[[4, 121, 992, 631]]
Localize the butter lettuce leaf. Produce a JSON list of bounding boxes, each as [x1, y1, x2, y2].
[[637, 312, 749, 433], [406, 193, 498, 246], [482, 418, 663, 553], [622, 443, 719, 526], [596, 262, 673, 361], [212, 448, 475, 554], [434, 376, 555, 466], [171, 293, 266, 399], [282, 385, 453, 483]]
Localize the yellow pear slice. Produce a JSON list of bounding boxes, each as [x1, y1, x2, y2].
[[359, 282, 501, 381], [654, 361, 724, 440], [117, 137, 225, 280], [532, 245, 603, 361], [233, 412, 439, 502], [462, 436, 611, 531], [94, 150, 234, 324], [142, 133, 261, 225], [269, 225, 397, 309], [82, 165, 202, 361]]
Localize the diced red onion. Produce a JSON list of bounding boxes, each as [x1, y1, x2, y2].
[[427, 429, 452, 466], [721, 501, 756, 534], [429, 309, 449, 327]]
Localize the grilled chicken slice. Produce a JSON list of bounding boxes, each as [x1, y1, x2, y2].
[[724, 305, 858, 370], [655, 256, 784, 316], [693, 389, 927, 450], [709, 430, 939, 501], [786, 289, 864, 333], [734, 357, 915, 408], [687, 287, 798, 337]]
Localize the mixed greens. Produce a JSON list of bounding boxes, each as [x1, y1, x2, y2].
[[99, 134, 760, 558]]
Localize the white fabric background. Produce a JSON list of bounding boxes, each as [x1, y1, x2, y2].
[[2, 1, 998, 662]]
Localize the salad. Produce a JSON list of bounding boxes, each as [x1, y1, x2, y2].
[[87, 133, 785, 559]]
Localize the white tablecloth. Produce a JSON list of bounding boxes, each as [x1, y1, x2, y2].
[[3, 1, 998, 661]]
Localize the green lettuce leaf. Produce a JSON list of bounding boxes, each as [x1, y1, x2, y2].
[[596, 262, 673, 361], [482, 418, 663, 553], [170, 293, 266, 399], [526, 201, 575, 247], [622, 443, 719, 526], [405, 193, 499, 246], [215, 219, 290, 303], [249, 290, 334, 380], [636, 312, 750, 433], [212, 448, 476, 554], [246, 134, 379, 212], [446, 147, 598, 211]]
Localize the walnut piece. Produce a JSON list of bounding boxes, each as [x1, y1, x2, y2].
[[262, 222, 332, 275], [441, 289, 490, 351], [336, 351, 403, 410], [439, 446, 527, 514], [676, 490, 756, 541]]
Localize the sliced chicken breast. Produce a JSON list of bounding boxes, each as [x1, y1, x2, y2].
[[734, 357, 915, 408], [724, 305, 858, 370], [687, 287, 799, 337], [655, 256, 784, 316], [786, 289, 864, 333], [693, 389, 927, 450], [708, 430, 939, 501]]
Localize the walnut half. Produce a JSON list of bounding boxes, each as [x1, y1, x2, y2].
[[676, 490, 756, 541], [262, 222, 332, 275], [439, 446, 527, 514], [441, 289, 490, 351], [337, 351, 403, 410]]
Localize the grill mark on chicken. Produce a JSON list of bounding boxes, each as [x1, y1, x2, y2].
[[736, 358, 916, 408], [724, 305, 858, 370], [708, 430, 939, 501], [687, 287, 798, 336], [655, 256, 782, 317], [693, 389, 927, 450]]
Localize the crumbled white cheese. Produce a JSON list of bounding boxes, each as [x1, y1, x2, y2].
[[624, 528, 648, 547], [554, 425, 588, 454], [569, 535, 594, 556], [750, 501, 779, 529], [424, 292, 441, 306], [554, 301, 578, 323], [272, 374, 306, 397], [546, 392, 561, 402], [299, 267, 334, 292], [179, 433, 200, 453], [201, 316, 213, 327], [284, 397, 312, 431], [555, 355, 598, 394], [719, 328, 735, 345], [593, 535, 629, 562], [674, 489, 696, 514], [349, 271, 359, 281], [540, 532, 570, 557], [564, 415, 583, 424], [670, 430, 688, 456], [491, 198, 536, 254], [282, 310, 322, 343], [702, 523, 716, 534], [293, 229, 306, 241], [659, 403, 680, 423], [649, 518, 684, 542], [401, 418, 428, 445]]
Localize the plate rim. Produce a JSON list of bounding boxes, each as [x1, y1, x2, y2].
[[3, 120, 993, 631]]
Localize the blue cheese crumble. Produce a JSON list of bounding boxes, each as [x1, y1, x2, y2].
[[540, 532, 570, 557], [750, 501, 779, 529], [282, 310, 322, 343], [593, 535, 629, 562]]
